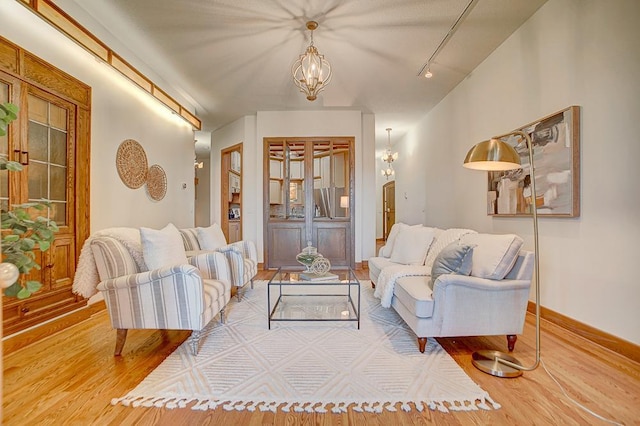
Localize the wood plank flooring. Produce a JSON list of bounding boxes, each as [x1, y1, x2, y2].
[[4, 269, 639, 425]]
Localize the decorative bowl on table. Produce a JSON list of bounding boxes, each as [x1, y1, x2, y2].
[[296, 242, 319, 272]]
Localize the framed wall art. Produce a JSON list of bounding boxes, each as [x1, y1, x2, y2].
[[487, 105, 580, 217]]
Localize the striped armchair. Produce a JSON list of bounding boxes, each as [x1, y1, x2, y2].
[[180, 228, 258, 301], [91, 236, 232, 356]]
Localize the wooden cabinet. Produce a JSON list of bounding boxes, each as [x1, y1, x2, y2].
[[228, 220, 241, 243], [1, 37, 90, 335], [264, 138, 354, 269]]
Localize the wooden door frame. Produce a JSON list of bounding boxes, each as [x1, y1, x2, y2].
[[382, 180, 395, 240], [220, 143, 242, 242], [263, 137, 355, 269]]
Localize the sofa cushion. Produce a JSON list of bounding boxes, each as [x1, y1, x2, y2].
[[380, 222, 407, 258], [428, 242, 475, 289], [424, 228, 477, 270], [460, 233, 524, 280], [389, 226, 436, 265], [140, 223, 189, 270], [394, 276, 434, 318], [197, 223, 228, 250], [180, 228, 201, 251]]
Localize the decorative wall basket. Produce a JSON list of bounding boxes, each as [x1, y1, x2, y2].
[[146, 164, 167, 201], [116, 139, 148, 189]]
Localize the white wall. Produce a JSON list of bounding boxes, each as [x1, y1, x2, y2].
[[213, 111, 375, 264], [394, 0, 640, 344], [2, 2, 196, 231]]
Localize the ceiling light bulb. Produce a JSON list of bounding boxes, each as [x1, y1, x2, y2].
[[424, 69, 433, 79]]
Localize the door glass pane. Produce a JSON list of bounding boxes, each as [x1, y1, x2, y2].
[[313, 142, 330, 218], [333, 141, 350, 218], [51, 201, 66, 224], [28, 95, 48, 124], [28, 162, 47, 200], [268, 142, 284, 218], [50, 165, 66, 200], [27, 94, 68, 225], [286, 141, 305, 219], [28, 121, 48, 161], [0, 82, 9, 207], [49, 103, 67, 130], [50, 129, 67, 166], [313, 141, 350, 219], [0, 82, 8, 157]]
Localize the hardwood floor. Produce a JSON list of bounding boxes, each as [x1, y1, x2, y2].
[[4, 269, 639, 425]]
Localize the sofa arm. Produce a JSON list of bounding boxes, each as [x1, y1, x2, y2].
[[219, 240, 258, 263], [435, 274, 531, 292], [432, 274, 532, 336], [189, 251, 231, 285], [96, 264, 201, 291]]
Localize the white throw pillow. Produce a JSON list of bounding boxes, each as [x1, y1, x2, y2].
[[380, 223, 407, 258], [424, 228, 477, 270], [389, 226, 436, 265], [197, 223, 228, 250], [460, 233, 524, 280], [140, 223, 188, 270]]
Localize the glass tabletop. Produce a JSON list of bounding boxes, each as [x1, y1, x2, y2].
[[269, 268, 358, 285]]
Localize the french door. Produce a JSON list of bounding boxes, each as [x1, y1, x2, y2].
[[264, 137, 354, 269]]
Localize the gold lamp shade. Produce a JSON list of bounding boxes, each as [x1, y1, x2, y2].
[[463, 138, 521, 171]]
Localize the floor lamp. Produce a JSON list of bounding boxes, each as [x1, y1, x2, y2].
[[463, 130, 541, 378]]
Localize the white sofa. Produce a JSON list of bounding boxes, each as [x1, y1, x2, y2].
[[369, 224, 534, 353]]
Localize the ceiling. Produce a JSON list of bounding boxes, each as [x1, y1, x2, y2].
[[69, 0, 547, 154]]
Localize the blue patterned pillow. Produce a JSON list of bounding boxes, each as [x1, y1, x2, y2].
[[428, 242, 475, 290]]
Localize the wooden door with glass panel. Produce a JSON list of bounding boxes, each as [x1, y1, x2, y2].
[[1, 74, 85, 335], [264, 137, 354, 269]]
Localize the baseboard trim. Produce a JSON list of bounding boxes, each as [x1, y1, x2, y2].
[[3, 300, 106, 355], [528, 302, 640, 363]]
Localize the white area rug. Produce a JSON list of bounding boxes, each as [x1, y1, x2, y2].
[[112, 280, 500, 413]]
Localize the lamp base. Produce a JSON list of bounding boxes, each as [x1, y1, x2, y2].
[[472, 350, 523, 378]]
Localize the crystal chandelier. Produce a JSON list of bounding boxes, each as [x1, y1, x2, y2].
[[292, 21, 332, 101], [381, 128, 397, 179]]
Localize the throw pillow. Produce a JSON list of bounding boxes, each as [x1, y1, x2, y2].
[[428, 242, 475, 289], [389, 225, 436, 265], [380, 222, 406, 258], [197, 223, 228, 250], [140, 223, 188, 270], [459, 233, 524, 280], [424, 228, 477, 270]]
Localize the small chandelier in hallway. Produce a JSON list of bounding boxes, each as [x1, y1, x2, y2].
[[292, 21, 332, 101], [381, 128, 397, 180]]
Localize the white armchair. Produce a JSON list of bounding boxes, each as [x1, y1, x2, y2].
[[91, 236, 232, 356], [180, 227, 258, 301]]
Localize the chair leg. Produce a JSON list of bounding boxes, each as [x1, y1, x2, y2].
[[417, 337, 428, 353], [114, 329, 128, 356], [507, 334, 517, 351], [250, 278, 254, 289], [220, 308, 226, 324], [189, 330, 201, 356], [236, 286, 242, 302]]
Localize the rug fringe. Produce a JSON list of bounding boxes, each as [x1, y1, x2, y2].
[[112, 395, 501, 413]]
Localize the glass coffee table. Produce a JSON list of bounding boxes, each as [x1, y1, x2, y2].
[[267, 268, 360, 329]]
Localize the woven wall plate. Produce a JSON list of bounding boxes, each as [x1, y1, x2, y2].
[[116, 139, 148, 189], [146, 164, 167, 201]]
